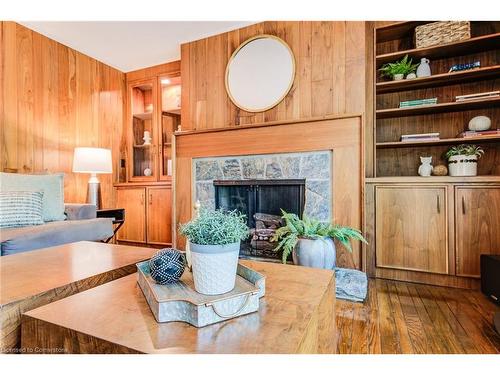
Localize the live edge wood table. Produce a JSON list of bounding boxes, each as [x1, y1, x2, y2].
[[0, 241, 156, 353], [21, 260, 336, 354]]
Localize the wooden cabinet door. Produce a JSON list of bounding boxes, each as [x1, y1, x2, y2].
[[375, 186, 448, 274], [116, 188, 146, 243], [146, 187, 172, 245], [455, 187, 500, 277]]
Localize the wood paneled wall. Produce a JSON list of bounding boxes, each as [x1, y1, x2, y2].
[[181, 21, 370, 131], [1, 22, 126, 207]]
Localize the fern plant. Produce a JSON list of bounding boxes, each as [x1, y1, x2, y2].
[[179, 208, 249, 245], [271, 209, 367, 263], [379, 54, 419, 79]]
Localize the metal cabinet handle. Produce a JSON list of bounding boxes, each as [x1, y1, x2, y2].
[[437, 195, 440, 214], [149, 193, 153, 205], [462, 196, 466, 215], [140, 193, 144, 205]]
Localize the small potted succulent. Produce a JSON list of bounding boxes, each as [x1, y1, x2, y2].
[[271, 210, 367, 269], [379, 54, 419, 81], [445, 144, 484, 176], [180, 208, 249, 295]]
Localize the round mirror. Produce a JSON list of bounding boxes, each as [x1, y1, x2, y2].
[[225, 35, 295, 112]]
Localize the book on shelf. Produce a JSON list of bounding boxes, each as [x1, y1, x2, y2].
[[399, 98, 438, 108], [455, 91, 500, 102], [401, 132, 440, 142], [458, 129, 500, 138]]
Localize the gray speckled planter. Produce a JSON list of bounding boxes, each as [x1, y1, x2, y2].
[[292, 237, 336, 270]]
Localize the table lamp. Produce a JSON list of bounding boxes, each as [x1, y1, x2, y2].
[[72, 147, 112, 209]]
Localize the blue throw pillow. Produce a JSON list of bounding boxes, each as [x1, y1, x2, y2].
[[0, 191, 45, 228], [0, 172, 65, 222]]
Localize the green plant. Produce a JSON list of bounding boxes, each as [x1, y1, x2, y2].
[[179, 208, 249, 245], [271, 210, 367, 264], [379, 55, 419, 79], [445, 144, 484, 160]]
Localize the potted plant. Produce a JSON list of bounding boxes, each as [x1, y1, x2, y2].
[[379, 54, 419, 81], [445, 144, 484, 176], [271, 210, 367, 269], [180, 208, 249, 295]]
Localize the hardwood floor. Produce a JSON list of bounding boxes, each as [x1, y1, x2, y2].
[[336, 278, 500, 354]]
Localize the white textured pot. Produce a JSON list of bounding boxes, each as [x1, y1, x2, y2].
[[393, 73, 404, 81], [292, 237, 336, 270], [189, 241, 240, 295], [448, 155, 478, 176]]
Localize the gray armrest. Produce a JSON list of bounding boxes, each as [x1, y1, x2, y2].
[[64, 203, 97, 220]]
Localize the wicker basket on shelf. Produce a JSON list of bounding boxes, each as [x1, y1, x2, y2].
[[415, 21, 471, 48]]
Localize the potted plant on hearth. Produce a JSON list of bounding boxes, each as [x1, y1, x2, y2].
[[180, 208, 249, 295], [445, 144, 484, 176], [271, 210, 367, 269], [379, 54, 419, 81]]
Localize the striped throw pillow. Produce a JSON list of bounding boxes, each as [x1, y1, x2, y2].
[[0, 191, 45, 228]]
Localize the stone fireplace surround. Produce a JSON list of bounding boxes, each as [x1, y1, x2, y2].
[[193, 151, 332, 221], [174, 115, 363, 267]]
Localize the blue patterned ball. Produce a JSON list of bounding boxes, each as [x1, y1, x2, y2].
[[149, 248, 186, 285]]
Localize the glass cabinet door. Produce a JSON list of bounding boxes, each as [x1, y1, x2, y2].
[[130, 80, 157, 180], [158, 75, 181, 180]]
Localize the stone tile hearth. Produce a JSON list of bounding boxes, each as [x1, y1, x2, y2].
[[193, 151, 332, 220]]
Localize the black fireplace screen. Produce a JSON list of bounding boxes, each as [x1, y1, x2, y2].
[[214, 179, 306, 260]]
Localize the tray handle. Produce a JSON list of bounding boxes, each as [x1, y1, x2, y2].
[[206, 293, 256, 319]]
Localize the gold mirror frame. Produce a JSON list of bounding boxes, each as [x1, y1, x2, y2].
[[225, 34, 296, 113]]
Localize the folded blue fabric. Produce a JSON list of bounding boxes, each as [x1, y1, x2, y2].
[[335, 267, 368, 302]]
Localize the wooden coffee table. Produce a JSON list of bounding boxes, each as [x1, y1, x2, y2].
[[21, 260, 336, 354], [0, 241, 156, 352]]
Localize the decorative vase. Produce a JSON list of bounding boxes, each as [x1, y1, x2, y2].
[[144, 168, 152, 176], [416, 58, 431, 77], [189, 241, 240, 295], [448, 155, 478, 176], [143, 130, 152, 145], [468, 116, 491, 131], [149, 248, 186, 285], [406, 73, 417, 79], [292, 237, 336, 270], [393, 73, 404, 81], [418, 156, 433, 177]]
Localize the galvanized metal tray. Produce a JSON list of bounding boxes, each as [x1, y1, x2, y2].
[[136, 261, 266, 327]]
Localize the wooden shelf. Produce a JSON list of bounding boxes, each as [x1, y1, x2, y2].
[[377, 134, 500, 148], [133, 112, 152, 120], [376, 33, 500, 66], [162, 108, 181, 115], [376, 96, 500, 119], [133, 143, 151, 148], [376, 65, 500, 94], [366, 176, 500, 184], [375, 21, 430, 43]]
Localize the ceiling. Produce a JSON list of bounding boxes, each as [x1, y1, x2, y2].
[[19, 21, 256, 72]]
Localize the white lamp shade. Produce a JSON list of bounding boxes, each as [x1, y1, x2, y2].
[[72, 147, 112, 174]]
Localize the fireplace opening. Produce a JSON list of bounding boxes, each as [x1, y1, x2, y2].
[[214, 179, 305, 261]]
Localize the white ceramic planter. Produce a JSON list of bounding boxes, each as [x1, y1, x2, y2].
[[189, 241, 240, 295], [448, 155, 478, 176], [393, 74, 404, 81], [292, 237, 336, 270]]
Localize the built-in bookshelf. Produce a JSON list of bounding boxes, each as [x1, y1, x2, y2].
[[374, 21, 500, 177]]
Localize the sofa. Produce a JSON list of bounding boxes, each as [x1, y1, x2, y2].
[[0, 203, 114, 256]]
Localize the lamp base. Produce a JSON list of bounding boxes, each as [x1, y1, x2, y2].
[[86, 174, 102, 210]]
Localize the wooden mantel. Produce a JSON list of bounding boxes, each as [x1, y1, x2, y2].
[[174, 114, 364, 268]]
